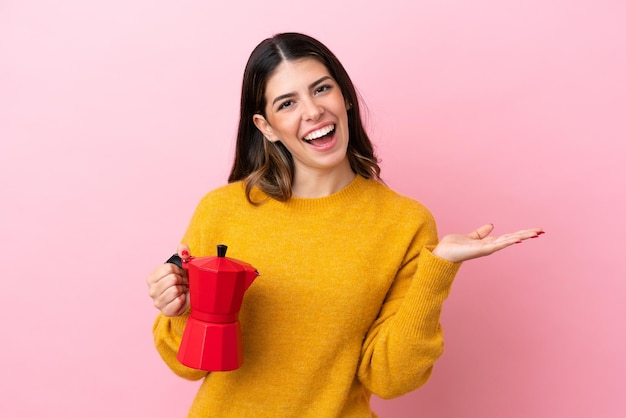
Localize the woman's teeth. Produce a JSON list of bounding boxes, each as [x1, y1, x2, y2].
[[303, 125, 335, 142]]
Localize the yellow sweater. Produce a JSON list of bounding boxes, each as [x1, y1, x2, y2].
[[152, 175, 461, 417]]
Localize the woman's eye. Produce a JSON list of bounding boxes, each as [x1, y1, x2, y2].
[[315, 85, 331, 94], [278, 100, 293, 110]]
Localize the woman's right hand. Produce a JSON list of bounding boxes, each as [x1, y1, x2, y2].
[[147, 244, 191, 317]]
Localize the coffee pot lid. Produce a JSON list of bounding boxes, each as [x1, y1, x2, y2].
[[189, 245, 253, 273]]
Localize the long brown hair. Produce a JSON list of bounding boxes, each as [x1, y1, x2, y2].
[[228, 33, 381, 203]]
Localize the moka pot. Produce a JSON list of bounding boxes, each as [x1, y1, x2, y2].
[[177, 244, 259, 371]]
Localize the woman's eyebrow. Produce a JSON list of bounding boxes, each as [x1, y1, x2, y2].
[[309, 75, 332, 89], [271, 76, 333, 106]]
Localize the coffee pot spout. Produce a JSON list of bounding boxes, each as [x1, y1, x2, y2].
[[245, 267, 260, 291]]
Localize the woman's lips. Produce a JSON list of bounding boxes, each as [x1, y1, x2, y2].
[[303, 124, 335, 142]]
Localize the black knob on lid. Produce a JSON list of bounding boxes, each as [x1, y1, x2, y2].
[[217, 244, 228, 258]]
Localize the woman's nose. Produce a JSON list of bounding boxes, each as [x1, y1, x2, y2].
[[301, 96, 323, 121]]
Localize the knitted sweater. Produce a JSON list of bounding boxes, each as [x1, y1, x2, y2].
[[152, 175, 461, 417]]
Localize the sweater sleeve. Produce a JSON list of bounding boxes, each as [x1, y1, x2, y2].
[[357, 216, 461, 399], [151, 196, 212, 381], [152, 310, 208, 380]]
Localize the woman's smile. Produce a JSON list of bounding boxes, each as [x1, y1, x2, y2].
[[303, 123, 336, 149]]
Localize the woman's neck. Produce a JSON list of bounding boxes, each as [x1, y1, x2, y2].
[[291, 164, 356, 198]]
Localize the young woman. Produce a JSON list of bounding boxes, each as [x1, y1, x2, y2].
[[147, 32, 543, 417]]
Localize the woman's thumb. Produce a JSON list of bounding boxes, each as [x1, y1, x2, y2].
[[177, 243, 191, 261]]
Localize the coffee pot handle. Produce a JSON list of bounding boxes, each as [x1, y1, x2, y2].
[[165, 253, 183, 269]]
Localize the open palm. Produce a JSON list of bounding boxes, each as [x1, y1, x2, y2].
[[432, 224, 544, 263]]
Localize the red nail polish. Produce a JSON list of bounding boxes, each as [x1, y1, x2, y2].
[[515, 240, 522, 244], [181, 249, 190, 257], [537, 231, 545, 235]]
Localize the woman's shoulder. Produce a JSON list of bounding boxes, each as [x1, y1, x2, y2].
[[357, 178, 438, 240], [197, 181, 246, 202], [362, 178, 434, 217], [190, 181, 249, 215]]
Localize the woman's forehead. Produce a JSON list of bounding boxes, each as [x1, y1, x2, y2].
[[265, 58, 333, 93]]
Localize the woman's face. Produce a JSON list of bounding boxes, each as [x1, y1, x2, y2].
[[253, 58, 352, 181]]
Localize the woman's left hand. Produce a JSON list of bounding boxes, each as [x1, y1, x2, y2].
[[432, 224, 544, 263]]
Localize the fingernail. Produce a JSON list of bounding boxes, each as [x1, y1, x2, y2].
[[531, 235, 539, 239], [181, 249, 190, 258], [537, 231, 545, 235], [515, 240, 522, 244]]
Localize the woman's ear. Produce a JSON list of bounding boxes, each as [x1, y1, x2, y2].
[[253, 114, 276, 142]]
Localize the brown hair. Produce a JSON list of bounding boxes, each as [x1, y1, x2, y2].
[[228, 32, 381, 203]]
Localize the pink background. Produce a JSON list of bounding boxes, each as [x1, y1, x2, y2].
[[1, 0, 624, 417]]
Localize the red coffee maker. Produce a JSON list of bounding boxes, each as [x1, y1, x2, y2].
[[175, 244, 259, 371]]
